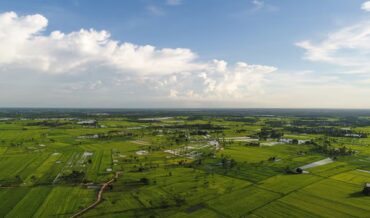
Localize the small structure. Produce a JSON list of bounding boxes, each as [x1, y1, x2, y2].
[[279, 138, 310, 145], [345, 133, 362, 138], [77, 134, 99, 139], [136, 150, 148, 155], [363, 183, 370, 195], [298, 140, 310, 145], [280, 138, 293, 144], [77, 120, 97, 125]]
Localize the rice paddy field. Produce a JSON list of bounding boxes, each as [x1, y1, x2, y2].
[[1, 108, 370, 217]]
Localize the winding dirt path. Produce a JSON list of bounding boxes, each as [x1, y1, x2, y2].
[[70, 172, 121, 218]]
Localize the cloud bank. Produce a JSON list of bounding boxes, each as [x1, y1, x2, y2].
[[0, 11, 277, 106]]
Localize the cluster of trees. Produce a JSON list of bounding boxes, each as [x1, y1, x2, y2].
[[268, 156, 277, 162], [224, 117, 258, 123], [285, 126, 367, 138], [26, 120, 69, 127], [60, 170, 86, 183], [292, 119, 336, 127], [311, 140, 355, 156], [235, 129, 247, 133], [131, 162, 160, 172], [156, 195, 186, 208], [139, 177, 149, 185], [292, 117, 370, 127], [189, 130, 208, 136], [340, 117, 370, 127], [163, 123, 225, 130], [245, 141, 260, 147], [220, 155, 237, 169], [266, 120, 287, 127], [89, 131, 135, 140], [257, 127, 284, 140], [165, 132, 189, 145], [10, 142, 24, 147], [146, 145, 162, 152]]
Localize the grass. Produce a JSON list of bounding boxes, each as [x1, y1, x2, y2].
[[207, 185, 281, 217], [330, 170, 370, 185], [258, 174, 322, 194], [0, 154, 39, 184], [33, 186, 95, 218], [5, 186, 52, 217], [84, 192, 143, 217], [0, 187, 30, 217], [1, 114, 370, 217], [279, 190, 370, 217], [301, 179, 370, 212], [253, 200, 319, 218], [172, 208, 222, 218]]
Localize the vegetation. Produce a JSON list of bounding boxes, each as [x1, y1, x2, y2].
[[0, 109, 370, 217]]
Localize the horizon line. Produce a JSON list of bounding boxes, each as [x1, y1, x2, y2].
[[1, 107, 370, 110]]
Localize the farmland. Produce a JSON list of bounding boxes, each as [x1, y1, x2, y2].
[[1, 109, 370, 217]]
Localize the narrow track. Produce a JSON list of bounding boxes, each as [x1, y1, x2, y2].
[[70, 172, 120, 218]]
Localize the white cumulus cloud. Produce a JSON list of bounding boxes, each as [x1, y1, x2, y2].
[[362, 1, 370, 11], [0, 11, 277, 106], [0, 11, 200, 75]]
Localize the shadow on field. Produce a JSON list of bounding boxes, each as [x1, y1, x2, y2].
[[348, 191, 366, 198], [186, 203, 206, 213]]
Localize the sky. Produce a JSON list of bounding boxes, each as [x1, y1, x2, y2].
[[1, 0, 370, 108]]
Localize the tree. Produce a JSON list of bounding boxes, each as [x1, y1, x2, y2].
[[15, 175, 22, 183], [140, 177, 149, 185], [30, 175, 37, 182], [296, 168, 303, 174], [159, 198, 169, 208], [60, 171, 85, 183], [173, 194, 186, 207]]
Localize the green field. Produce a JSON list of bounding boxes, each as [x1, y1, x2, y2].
[[0, 109, 370, 217]]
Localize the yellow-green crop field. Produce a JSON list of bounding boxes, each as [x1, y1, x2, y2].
[[0, 109, 370, 217]]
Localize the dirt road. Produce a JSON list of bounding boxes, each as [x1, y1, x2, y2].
[[70, 172, 120, 218]]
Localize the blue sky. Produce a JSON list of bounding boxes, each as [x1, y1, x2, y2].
[[1, 0, 370, 108], [2, 0, 364, 66]]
